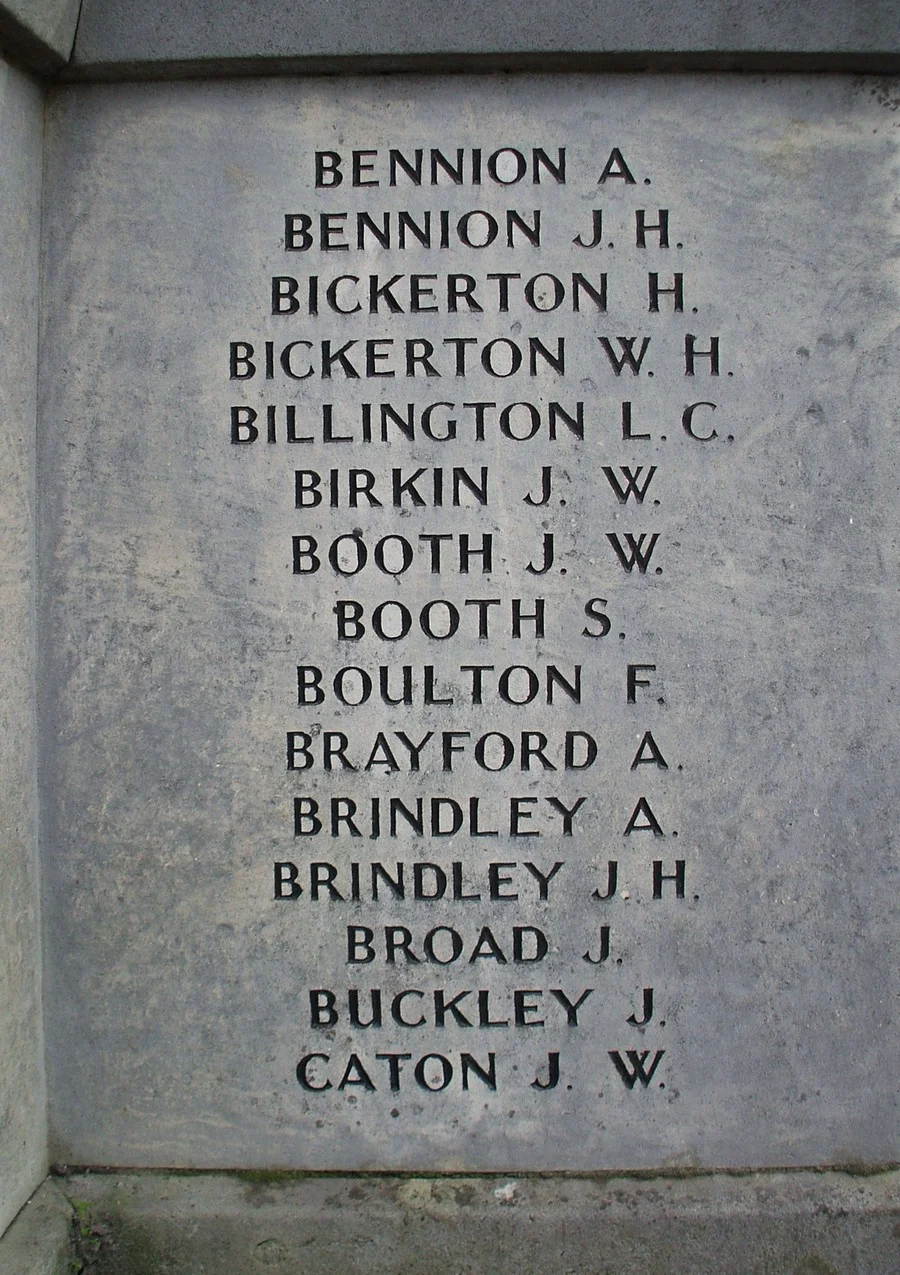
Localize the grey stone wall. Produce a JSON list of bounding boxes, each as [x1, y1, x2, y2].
[[0, 0, 897, 1265], [37, 72, 899, 1174], [0, 54, 46, 1238]]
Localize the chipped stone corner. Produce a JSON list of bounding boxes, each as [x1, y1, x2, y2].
[[0, 1180, 72, 1275]]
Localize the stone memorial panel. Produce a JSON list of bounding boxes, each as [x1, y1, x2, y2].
[[39, 74, 898, 1171]]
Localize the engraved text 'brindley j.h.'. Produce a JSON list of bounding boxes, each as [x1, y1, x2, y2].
[[226, 142, 714, 1098]]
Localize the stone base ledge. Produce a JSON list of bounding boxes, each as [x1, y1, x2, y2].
[[0, 1181, 71, 1275], [56, 1168, 899, 1274]]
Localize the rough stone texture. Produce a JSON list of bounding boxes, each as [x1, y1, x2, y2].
[[0, 0, 81, 72], [39, 74, 898, 1173], [63, 1169, 900, 1275], [0, 1181, 71, 1275], [69, 0, 900, 77], [0, 54, 47, 1238], [40, 72, 897, 1173]]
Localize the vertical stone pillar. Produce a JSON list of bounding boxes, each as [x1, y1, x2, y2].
[[0, 53, 46, 1237]]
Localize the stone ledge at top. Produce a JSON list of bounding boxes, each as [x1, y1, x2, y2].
[[0, 0, 80, 71], [68, 0, 900, 78]]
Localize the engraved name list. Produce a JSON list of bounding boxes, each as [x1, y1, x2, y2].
[[225, 140, 735, 1112]]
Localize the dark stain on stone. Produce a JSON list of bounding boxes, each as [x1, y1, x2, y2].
[[793, 1257, 841, 1275]]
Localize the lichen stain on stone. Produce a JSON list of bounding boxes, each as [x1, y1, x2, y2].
[[660, 1148, 702, 1171], [224, 162, 256, 192], [793, 1257, 841, 1275], [757, 120, 815, 178], [396, 1178, 463, 1219]]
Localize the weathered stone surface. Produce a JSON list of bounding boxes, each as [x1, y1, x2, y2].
[[0, 0, 80, 72], [0, 54, 46, 1237], [39, 74, 898, 1172], [68, 0, 900, 77], [0, 1182, 71, 1275], [62, 1169, 900, 1275]]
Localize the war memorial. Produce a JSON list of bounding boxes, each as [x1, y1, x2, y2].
[[0, 2, 897, 1270]]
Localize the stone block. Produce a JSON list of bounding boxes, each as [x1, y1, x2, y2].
[[61, 1169, 900, 1275], [38, 73, 898, 1175], [68, 0, 900, 77]]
